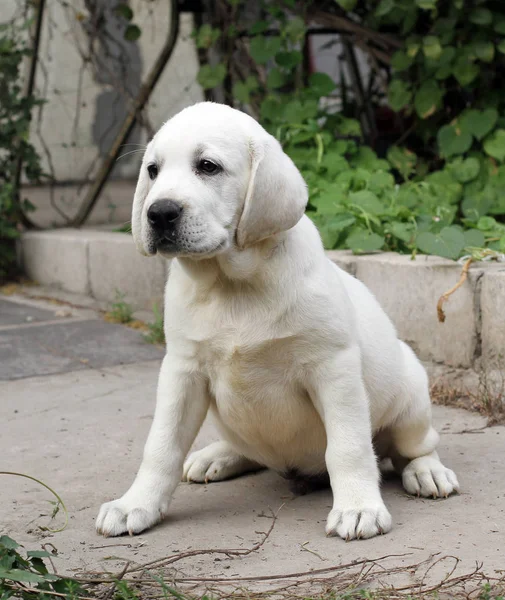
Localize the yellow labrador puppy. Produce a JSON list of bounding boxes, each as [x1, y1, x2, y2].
[[96, 102, 459, 540]]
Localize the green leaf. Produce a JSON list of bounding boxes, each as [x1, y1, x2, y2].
[[473, 41, 494, 63], [387, 146, 417, 179], [266, 68, 287, 89], [423, 36, 442, 60], [416, 227, 466, 259], [334, 0, 357, 9], [464, 229, 486, 248], [460, 108, 498, 141], [27, 550, 53, 558], [498, 40, 505, 55], [0, 569, 46, 583], [391, 51, 414, 71], [469, 8, 492, 25], [453, 56, 479, 86], [388, 79, 411, 112], [438, 124, 473, 158], [309, 72, 335, 97], [414, 80, 443, 119], [284, 16, 305, 42], [197, 64, 226, 90], [348, 190, 385, 215], [124, 24, 141, 41], [250, 35, 281, 64], [450, 157, 480, 183], [406, 35, 421, 58], [275, 51, 302, 68], [115, 3, 133, 20], [494, 19, 505, 35], [483, 129, 505, 161], [375, 0, 394, 17], [416, 0, 437, 8], [0, 536, 19, 550], [249, 20, 268, 34], [346, 229, 384, 254], [194, 24, 220, 49], [390, 221, 416, 244]]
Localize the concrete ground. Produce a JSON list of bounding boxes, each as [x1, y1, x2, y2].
[[1, 293, 504, 591]]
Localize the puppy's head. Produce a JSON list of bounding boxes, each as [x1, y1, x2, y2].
[[132, 102, 307, 258]]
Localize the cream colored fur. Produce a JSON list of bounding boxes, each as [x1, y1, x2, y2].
[[96, 102, 459, 540]]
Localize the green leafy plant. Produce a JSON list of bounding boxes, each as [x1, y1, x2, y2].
[[0, 18, 44, 282], [144, 303, 165, 346], [192, 0, 505, 261], [106, 290, 134, 324]]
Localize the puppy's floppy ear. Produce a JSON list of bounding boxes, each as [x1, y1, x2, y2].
[[236, 135, 308, 248], [131, 149, 151, 256]]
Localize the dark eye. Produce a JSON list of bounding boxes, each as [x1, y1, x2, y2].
[[147, 163, 158, 180], [197, 159, 221, 175]]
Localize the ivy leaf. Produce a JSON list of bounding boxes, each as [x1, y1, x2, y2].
[[250, 35, 281, 64], [483, 129, 505, 161], [309, 72, 335, 97], [334, 0, 357, 10], [449, 157, 480, 183], [391, 51, 413, 71], [494, 19, 505, 35], [498, 41, 505, 55], [197, 64, 226, 90], [284, 16, 305, 42], [0, 536, 19, 549], [423, 36, 442, 60], [390, 221, 416, 244], [115, 3, 133, 20], [375, 0, 394, 17], [469, 8, 492, 25], [0, 568, 46, 583], [249, 20, 268, 34], [460, 108, 498, 141], [415, 80, 443, 119], [275, 51, 302, 69], [453, 55, 479, 86], [473, 41, 494, 63], [124, 24, 141, 41], [416, 0, 437, 8], [388, 79, 411, 112], [346, 229, 384, 253], [266, 68, 287, 89], [464, 229, 486, 248], [387, 146, 417, 179], [348, 190, 385, 215], [194, 24, 220, 49], [416, 227, 466, 259], [438, 124, 473, 158]]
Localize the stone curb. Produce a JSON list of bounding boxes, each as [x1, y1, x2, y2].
[[18, 230, 505, 370]]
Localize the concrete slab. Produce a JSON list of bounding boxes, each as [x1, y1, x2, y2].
[[0, 361, 502, 584], [0, 319, 163, 380], [0, 297, 56, 327], [481, 268, 505, 366]]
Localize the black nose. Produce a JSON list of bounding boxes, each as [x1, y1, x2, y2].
[[147, 200, 183, 233]]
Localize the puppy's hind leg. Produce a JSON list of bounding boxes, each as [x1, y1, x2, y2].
[[183, 441, 263, 483], [390, 342, 460, 499]]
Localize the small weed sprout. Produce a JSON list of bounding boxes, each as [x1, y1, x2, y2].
[[106, 290, 134, 324], [144, 303, 165, 345]]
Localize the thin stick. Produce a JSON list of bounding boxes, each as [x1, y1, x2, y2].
[[437, 257, 473, 323], [0, 471, 68, 532]]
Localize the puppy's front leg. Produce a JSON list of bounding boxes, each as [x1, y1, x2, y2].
[[308, 347, 392, 541], [96, 354, 209, 537]]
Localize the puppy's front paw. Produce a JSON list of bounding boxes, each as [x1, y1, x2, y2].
[[326, 503, 392, 541], [402, 456, 459, 498], [96, 496, 168, 537]]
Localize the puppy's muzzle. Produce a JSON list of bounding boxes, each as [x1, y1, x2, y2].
[[147, 199, 183, 243]]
